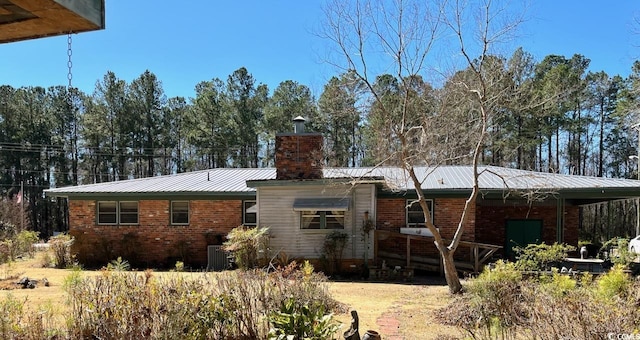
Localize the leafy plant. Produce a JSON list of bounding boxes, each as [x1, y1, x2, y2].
[[514, 242, 575, 271], [600, 237, 634, 267], [223, 226, 269, 269], [14, 230, 39, 258], [106, 256, 130, 271], [539, 268, 577, 297], [268, 298, 340, 340], [597, 264, 631, 300]]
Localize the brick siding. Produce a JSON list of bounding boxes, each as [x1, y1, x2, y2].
[[375, 197, 579, 262], [375, 197, 475, 260], [475, 203, 580, 253], [68, 199, 243, 268], [275, 133, 323, 180]]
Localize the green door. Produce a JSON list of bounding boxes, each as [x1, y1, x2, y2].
[[505, 219, 542, 259]]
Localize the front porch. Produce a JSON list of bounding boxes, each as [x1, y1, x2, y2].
[[373, 230, 502, 275]]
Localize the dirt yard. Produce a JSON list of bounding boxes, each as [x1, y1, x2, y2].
[[0, 254, 462, 340]]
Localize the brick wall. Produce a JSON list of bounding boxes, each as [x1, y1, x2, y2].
[[475, 203, 580, 250], [374, 197, 580, 262], [275, 133, 323, 180], [374, 197, 475, 259], [68, 199, 243, 268]]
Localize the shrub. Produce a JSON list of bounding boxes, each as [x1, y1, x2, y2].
[[105, 256, 130, 271], [223, 226, 269, 269], [322, 231, 348, 275], [0, 230, 39, 263], [596, 264, 631, 300], [514, 242, 575, 271], [437, 261, 640, 339], [48, 233, 74, 268], [64, 264, 340, 339], [268, 297, 340, 340], [14, 230, 39, 258], [601, 237, 634, 267], [538, 268, 577, 298]]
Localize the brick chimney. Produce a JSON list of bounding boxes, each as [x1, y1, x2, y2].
[[275, 116, 323, 180]]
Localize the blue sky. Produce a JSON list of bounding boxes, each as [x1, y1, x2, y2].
[[1, 1, 639, 100]]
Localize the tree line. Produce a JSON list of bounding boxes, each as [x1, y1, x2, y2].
[[2, 49, 640, 237]]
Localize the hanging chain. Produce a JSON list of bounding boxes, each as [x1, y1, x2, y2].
[[67, 33, 73, 89]]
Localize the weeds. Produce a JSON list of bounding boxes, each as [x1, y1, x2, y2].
[[436, 261, 640, 339], [0, 261, 341, 339], [48, 234, 74, 269]]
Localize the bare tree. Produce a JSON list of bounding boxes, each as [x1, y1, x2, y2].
[[320, 0, 525, 293]]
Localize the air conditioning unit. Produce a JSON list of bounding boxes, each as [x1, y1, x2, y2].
[[207, 245, 229, 271]]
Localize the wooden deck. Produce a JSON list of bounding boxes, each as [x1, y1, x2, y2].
[[374, 230, 502, 274]]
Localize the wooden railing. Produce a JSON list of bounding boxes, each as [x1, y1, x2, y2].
[[374, 230, 502, 274]]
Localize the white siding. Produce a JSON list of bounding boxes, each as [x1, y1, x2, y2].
[[257, 184, 375, 260]]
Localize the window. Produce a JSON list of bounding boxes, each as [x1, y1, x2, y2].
[[171, 201, 189, 225], [97, 201, 117, 224], [243, 200, 257, 226], [97, 201, 138, 225], [300, 210, 345, 229], [119, 201, 139, 224], [406, 199, 433, 227]]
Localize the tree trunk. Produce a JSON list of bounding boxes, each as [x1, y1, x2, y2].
[[440, 247, 462, 294]]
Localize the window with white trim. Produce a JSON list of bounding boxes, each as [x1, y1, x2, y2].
[[171, 201, 189, 225], [301, 210, 345, 229], [97, 201, 139, 225], [406, 199, 433, 227], [243, 200, 257, 226]]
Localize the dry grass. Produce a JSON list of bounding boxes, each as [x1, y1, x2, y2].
[[0, 253, 463, 339], [330, 279, 461, 339]]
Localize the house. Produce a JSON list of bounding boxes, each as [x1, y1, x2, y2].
[[45, 122, 640, 271]]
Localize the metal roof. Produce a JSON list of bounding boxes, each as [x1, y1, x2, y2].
[[44, 168, 275, 196], [44, 166, 640, 199]]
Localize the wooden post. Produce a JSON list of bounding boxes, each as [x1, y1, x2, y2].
[[373, 231, 379, 264], [473, 245, 479, 273], [406, 235, 411, 268]]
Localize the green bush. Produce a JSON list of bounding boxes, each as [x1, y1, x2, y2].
[[223, 225, 269, 269], [14, 230, 39, 258], [268, 297, 340, 340], [539, 268, 577, 297], [601, 237, 634, 267], [514, 242, 575, 271], [597, 264, 631, 300], [0, 230, 39, 264], [105, 256, 130, 271]]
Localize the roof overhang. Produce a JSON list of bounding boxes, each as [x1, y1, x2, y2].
[[381, 187, 640, 205], [45, 191, 256, 200], [0, 0, 105, 44], [246, 177, 386, 188]]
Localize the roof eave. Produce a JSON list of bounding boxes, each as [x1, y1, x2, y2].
[[246, 177, 386, 188], [44, 191, 257, 200]]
